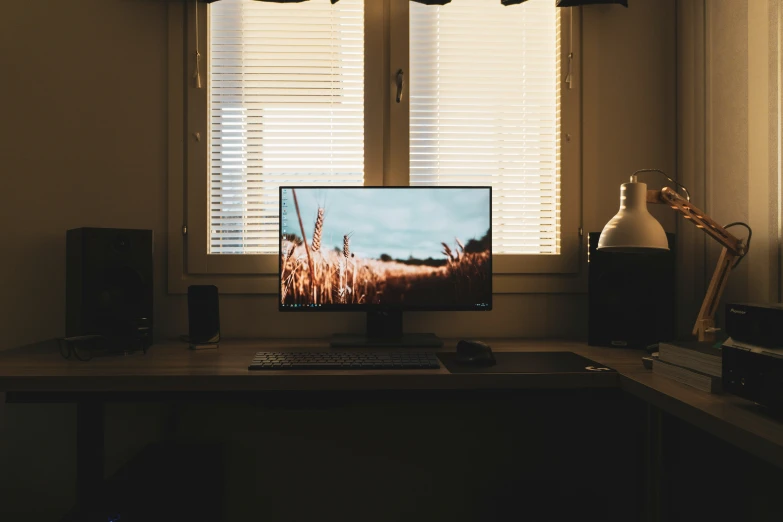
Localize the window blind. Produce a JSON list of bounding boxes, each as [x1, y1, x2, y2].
[[409, 0, 560, 255], [209, 0, 364, 254]]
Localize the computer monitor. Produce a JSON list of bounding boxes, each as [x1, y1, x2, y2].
[[279, 186, 492, 347]]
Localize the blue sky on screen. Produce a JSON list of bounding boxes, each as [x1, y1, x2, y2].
[[281, 188, 490, 260]]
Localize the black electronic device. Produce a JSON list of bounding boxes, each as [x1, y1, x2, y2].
[[455, 339, 496, 366], [723, 342, 783, 411], [248, 351, 440, 370], [66, 227, 153, 348], [725, 302, 783, 349], [279, 187, 492, 348], [187, 285, 221, 345], [588, 232, 676, 348]]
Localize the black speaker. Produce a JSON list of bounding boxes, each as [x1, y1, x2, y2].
[[588, 232, 675, 348], [187, 285, 220, 345], [66, 228, 153, 346]]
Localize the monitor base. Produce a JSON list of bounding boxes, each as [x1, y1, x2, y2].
[[329, 333, 443, 348]]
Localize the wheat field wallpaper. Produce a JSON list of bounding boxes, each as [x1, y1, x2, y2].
[[279, 187, 491, 309]]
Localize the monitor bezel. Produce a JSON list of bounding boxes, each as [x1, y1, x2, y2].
[[278, 186, 492, 312]]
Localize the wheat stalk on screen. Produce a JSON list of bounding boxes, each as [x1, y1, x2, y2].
[[280, 202, 490, 307]]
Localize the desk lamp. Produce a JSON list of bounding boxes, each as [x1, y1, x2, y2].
[[597, 169, 751, 342]]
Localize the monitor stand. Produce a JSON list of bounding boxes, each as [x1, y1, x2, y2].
[[330, 310, 443, 348]]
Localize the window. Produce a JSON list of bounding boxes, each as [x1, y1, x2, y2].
[[409, 0, 561, 256], [210, 0, 367, 255], [169, 0, 580, 291]]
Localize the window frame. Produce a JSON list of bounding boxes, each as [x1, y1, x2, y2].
[[167, 0, 583, 295]]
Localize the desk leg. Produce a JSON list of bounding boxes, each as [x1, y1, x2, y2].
[[645, 404, 664, 522], [76, 400, 104, 517]]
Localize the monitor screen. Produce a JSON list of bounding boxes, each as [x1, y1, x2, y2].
[[279, 187, 492, 311]]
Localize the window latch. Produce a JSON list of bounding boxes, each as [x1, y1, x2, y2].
[[395, 69, 405, 104]]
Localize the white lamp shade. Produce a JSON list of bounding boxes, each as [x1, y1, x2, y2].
[[597, 181, 669, 252]]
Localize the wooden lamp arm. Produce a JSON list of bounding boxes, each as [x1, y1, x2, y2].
[[647, 187, 746, 341], [647, 187, 745, 256]]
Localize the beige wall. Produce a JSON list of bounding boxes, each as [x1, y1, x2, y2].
[[746, 0, 783, 303], [706, 1, 750, 307], [677, 0, 782, 334], [0, 0, 677, 351], [0, 0, 170, 350]]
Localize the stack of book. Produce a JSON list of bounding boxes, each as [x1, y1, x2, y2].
[[653, 341, 722, 393]]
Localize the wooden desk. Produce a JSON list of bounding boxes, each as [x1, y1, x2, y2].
[[2, 338, 783, 469], [0, 339, 623, 393], [3, 338, 783, 520]]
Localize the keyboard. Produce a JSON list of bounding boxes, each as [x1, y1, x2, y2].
[[248, 351, 440, 370]]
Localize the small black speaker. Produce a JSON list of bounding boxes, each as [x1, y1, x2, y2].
[[187, 285, 220, 345], [588, 232, 675, 348], [66, 228, 153, 346]]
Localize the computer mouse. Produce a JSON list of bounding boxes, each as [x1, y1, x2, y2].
[[455, 340, 496, 366]]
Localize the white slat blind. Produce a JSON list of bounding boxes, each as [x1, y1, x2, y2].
[[209, 0, 364, 254], [409, 0, 560, 255]]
